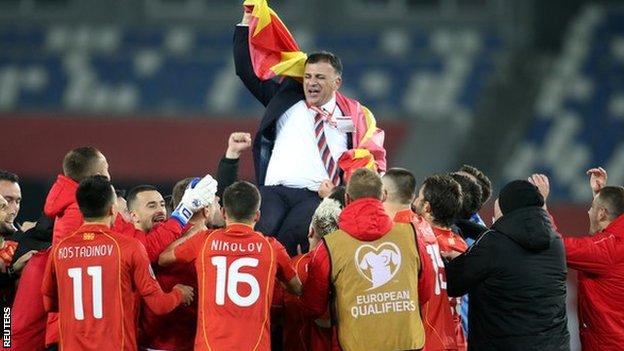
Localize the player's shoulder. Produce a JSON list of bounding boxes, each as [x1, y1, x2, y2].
[[102, 229, 144, 250], [291, 252, 311, 266], [190, 228, 221, 245], [56, 226, 117, 246], [261, 235, 284, 248]]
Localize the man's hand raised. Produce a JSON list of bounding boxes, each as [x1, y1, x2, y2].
[[241, 4, 253, 25], [587, 167, 607, 197], [528, 174, 550, 203], [171, 174, 218, 226], [225, 132, 252, 159]]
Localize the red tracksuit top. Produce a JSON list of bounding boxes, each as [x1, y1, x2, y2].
[[563, 214, 624, 351]]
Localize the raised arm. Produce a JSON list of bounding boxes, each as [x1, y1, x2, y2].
[[216, 132, 252, 198], [233, 11, 281, 106], [587, 167, 607, 198], [117, 174, 218, 262], [115, 216, 182, 263], [529, 168, 615, 274]]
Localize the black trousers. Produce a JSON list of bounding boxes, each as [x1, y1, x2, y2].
[[256, 185, 321, 256]]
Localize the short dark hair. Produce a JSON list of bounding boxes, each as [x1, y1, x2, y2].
[[0, 170, 19, 183], [450, 173, 483, 219], [598, 186, 624, 221], [171, 177, 194, 209], [422, 175, 463, 228], [459, 164, 492, 205], [114, 189, 126, 198], [384, 168, 416, 205], [305, 51, 343, 75], [347, 168, 383, 201], [223, 181, 261, 222], [63, 146, 103, 182], [76, 175, 115, 219], [126, 185, 159, 210], [328, 185, 346, 208], [163, 194, 174, 215]]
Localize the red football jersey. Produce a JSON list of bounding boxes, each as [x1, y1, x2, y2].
[[7, 250, 49, 351], [174, 224, 296, 351], [41, 223, 183, 351], [0, 239, 18, 307], [395, 211, 466, 351], [281, 253, 331, 351], [139, 260, 198, 351], [431, 226, 468, 351]]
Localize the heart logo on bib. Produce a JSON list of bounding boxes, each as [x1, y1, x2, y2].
[[354, 242, 402, 290]]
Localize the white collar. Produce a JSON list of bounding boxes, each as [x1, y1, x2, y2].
[[308, 96, 337, 113], [320, 96, 337, 112]]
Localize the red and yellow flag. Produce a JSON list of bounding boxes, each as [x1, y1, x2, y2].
[[244, 0, 307, 80], [243, 0, 387, 175]]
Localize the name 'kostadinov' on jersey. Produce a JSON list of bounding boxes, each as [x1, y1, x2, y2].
[[57, 244, 114, 259]]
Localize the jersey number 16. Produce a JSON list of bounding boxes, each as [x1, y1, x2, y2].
[[211, 256, 260, 307]]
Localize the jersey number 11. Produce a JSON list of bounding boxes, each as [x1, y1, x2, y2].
[[67, 266, 103, 320]]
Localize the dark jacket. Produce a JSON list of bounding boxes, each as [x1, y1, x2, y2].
[[10, 215, 53, 260], [445, 206, 569, 351], [233, 26, 352, 185], [0, 216, 52, 307], [216, 156, 239, 200]]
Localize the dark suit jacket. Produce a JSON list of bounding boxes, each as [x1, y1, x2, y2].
[[233, 26, 351, 185]]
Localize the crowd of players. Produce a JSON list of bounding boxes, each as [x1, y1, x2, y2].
[[0, 140, 621, 350], [0, 9, 622, 350]]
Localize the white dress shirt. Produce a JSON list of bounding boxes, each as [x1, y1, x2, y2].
[[264, 97, 348, 191]]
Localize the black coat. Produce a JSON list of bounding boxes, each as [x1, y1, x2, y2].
[[446, 207, 570, 351], [233, 26, 352, 185], [233, 25, 305, 185], [1, 215, 52, 307]]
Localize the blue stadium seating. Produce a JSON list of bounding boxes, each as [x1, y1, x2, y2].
[[0, 25, 503, 116], [507, 7, 624, 201]]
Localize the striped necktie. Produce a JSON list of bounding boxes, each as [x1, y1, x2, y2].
[[311, 106, 341, 186]]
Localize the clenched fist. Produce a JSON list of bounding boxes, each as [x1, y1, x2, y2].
[[226, 132, 252, 159]]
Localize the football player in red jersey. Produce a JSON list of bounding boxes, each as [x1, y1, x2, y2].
[[159, 181, 302, 351], [275, 197, 341, 351], [140, 177, 221, 351], [42, 175, 194, 351], [414, 174, 467, 351], [381, 168, 436, 305]]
